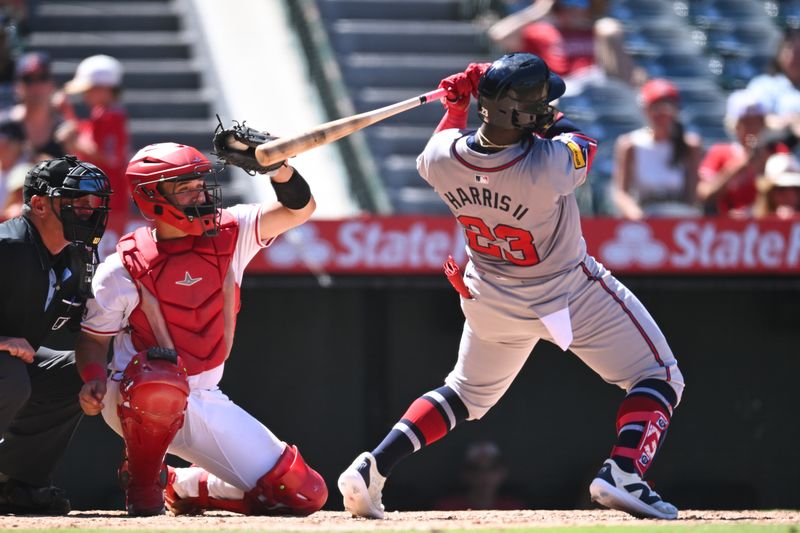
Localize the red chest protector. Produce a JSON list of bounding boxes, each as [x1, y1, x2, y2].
[[117, 211, 240, 376]]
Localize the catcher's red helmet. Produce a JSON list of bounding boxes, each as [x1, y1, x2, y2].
[[126, 142, 221, 236]]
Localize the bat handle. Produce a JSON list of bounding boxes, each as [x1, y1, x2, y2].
[[419, 88, 448, 104]]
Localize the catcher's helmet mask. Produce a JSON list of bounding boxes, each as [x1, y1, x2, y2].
[[477, 53, 566, 131], [25, 156, 112, 247], [127, 143, 222, 237]]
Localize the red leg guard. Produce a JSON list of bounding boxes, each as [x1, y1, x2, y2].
[[248, 445, 328, 516], [611, 410, 670, 477], [118, 348, 189, 515], [166, 446, 327, 516]]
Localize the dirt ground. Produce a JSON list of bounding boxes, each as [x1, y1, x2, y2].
[[1, 510, 799, 530]]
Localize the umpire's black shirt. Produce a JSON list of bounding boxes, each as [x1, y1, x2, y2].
[[0, 217, 86, 351]]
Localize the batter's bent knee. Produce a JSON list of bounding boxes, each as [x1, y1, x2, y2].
[[249, 444, 327, 515], [443, 379, 494, 421]]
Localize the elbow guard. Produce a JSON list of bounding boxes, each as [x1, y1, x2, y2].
[[271, 168, 311, 210]]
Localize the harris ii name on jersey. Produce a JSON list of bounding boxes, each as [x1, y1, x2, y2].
[[443, 185, 529, 221]]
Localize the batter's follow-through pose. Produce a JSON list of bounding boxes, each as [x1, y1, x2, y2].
[[338, 53, 685, 520], [75, 142, 327, 516]]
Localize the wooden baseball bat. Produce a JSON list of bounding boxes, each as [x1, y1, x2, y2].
[[255, 88, 447, 167]]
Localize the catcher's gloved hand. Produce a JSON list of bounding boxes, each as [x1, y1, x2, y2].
[[212, 119, 286, 175]]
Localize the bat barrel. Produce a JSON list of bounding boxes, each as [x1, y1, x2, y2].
[[256, 88, 448, 166]]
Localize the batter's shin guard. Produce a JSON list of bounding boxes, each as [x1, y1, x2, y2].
[[248, 444, 328, 516], [610, 379, 677, 477], [118, 348, 189, 515]]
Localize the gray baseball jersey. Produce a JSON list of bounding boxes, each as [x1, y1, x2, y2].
[[417, 128, 589, 280], [417, 128, 684, 420]]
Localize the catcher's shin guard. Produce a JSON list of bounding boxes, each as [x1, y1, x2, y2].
[[166, 446, 327, 516], [118, 348, 189, 515], [249, 445, 327, 515]]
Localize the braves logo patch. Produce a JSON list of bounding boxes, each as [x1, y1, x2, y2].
[[565, 140, 586, 169]]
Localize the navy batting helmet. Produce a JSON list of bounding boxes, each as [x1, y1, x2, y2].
[[477, 53, 566, 131]]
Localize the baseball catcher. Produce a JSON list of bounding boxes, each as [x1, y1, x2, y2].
[[75, 140, 326, 516]]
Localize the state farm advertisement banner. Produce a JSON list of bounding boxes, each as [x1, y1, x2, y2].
[[244, 216, 800, 275], [89, 214, 800, 275], [585, 218, 800, 274]]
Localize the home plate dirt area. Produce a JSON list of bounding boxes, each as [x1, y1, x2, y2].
[[1, 509, 799, 530]]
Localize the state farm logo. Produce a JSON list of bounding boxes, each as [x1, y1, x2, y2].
[[263, 220, 467, 270], [266, 224, 334, 268], [599, 222, 668, 268], [597, 220, 800, 271]]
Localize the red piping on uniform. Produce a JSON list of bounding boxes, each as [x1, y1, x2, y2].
[[580, 262, 671, 381], [450, 136, 533, 172]]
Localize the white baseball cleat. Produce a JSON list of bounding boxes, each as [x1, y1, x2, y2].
[[589, 459, 678, 520], [337, 451, 386, 519]]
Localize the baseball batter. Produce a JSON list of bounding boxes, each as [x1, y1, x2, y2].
[[338, 54, 685, 520], [74, 142, 327, 516]]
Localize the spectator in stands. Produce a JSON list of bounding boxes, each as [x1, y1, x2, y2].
[[59, 55, 130, 226], [611, 79, 702, 219], [434, 441, 526, 511], [487, 0, 637, 85], [747, 27, 800, 129], [0, 117, 29, 218], [6, 52, 66, 159], [697, 90, 786, 217], [754, 153, 800, 219], [0, 14, 17, 110]]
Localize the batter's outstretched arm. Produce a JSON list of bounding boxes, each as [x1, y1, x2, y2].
[[258, 164, 316, 241]]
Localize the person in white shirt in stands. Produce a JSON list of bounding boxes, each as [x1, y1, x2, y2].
[[611, 79, 702, 219]]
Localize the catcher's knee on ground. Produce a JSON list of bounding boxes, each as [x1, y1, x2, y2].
[[118, 348, 189, 514], [167, 444, 327, 516], [249, 444, 327, 515]]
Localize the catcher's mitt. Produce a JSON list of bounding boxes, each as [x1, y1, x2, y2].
[[212, 118, 286, 175]]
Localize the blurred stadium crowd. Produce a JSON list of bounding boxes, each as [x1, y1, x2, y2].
[[3, 0, 800, 223], [319, 0, 800, 219]]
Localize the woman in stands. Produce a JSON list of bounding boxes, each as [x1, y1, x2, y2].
[[611, 79, 702, 219], [747, 27, 800, 130]]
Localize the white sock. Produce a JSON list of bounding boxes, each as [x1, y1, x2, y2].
[[172, 466, 245, 500]]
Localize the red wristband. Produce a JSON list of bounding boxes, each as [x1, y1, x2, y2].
[[80, 362, 107, 383]]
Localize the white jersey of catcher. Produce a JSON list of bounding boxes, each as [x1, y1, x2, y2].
[[417, 129, 590, 280], [81, 204, 287, 496]]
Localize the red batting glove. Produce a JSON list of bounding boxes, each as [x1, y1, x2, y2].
[[438, 72, 472, 112], [464, 62, 491, 97]]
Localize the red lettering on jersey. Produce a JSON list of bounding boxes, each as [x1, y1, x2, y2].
[[457, 215, 540, 266]]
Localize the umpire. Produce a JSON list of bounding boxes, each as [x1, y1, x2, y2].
[[0, 156, 111, 514]]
